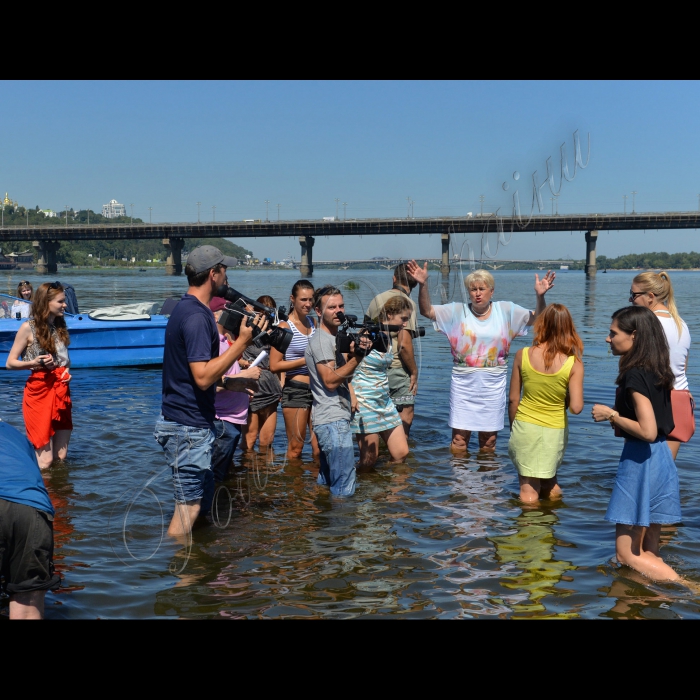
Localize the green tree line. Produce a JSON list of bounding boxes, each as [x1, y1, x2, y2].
[[480, 252, 700, 271], [593, 252, 700, 270], [0, 207, 254, 266]]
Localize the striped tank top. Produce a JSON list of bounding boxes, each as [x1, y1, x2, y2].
[[285, 317, 315, 378]]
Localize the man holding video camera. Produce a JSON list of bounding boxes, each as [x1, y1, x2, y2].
[[367, 263, 419, 436], [154, 245, 267, 537], [306, 285, 372, 497]]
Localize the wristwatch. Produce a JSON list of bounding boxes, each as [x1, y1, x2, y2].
[[222, 376, 229, 389]]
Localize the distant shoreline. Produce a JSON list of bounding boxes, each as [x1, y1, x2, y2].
[[5, 264, 700, 275]]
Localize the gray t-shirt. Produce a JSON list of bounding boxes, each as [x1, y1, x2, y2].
[[305, 328, 351, 426]]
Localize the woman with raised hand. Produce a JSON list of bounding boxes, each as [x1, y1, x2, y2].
[[508, 304, 584, 503], [12, 280, 33, 319], [592, 306, 681, 582], [407, 261, 554, 452], [351, 295, 410, 469], [270, 280, 320, 460], [629, 270, 691, 460], [6, 282, 73, 469]]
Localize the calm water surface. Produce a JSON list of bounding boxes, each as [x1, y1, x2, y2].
[[2, 267, 700, 619]]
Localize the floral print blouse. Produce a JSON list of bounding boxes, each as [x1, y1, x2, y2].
[[432, 301, 531, 369]]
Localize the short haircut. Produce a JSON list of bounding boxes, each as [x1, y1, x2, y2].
[[186, 262, 223, 287], [394, 263, 417, 290], [464, 269, 495, 290], [313, 285, 343, 310]]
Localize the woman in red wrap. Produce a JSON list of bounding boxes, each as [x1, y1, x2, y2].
[[6, 282, 72, 469]]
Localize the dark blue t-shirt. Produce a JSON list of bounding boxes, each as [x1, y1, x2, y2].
[[0, 421, 54, 515], [161, 294, 219, 428]]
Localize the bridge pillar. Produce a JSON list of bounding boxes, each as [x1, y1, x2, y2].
[[441, 233, 450, 275], [163, 238, 184, 276], [299, 235, 315, 277], [33, 240, 60, 275], [585, 230, 598, 278]]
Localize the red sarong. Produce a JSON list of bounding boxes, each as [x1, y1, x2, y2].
[[23, 368, 73, 449]]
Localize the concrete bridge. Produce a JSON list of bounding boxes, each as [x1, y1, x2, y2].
[[313, 258, 574, 269], [2, 211, 697, 277]]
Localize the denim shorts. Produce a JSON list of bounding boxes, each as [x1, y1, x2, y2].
[[314, 420, 356, 497], [154, 416, 216, 504], [605, 437, 682, 527]]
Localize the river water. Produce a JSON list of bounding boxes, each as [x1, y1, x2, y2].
[[2, 266, 700, 619]]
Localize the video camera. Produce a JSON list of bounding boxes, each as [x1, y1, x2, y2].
[[214, 285, 293, 354], [335, 312, 401, 355]]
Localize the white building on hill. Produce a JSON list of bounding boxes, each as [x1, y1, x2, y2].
[[102, 199, 126, 218]]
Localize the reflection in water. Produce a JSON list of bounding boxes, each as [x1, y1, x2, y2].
[[490, 506, 576, 618], [600, 570, 682, 620], [583, 277, 597, 329], [43, 466, 85, 598]]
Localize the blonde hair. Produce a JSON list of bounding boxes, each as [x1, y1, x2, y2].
[[464, 269, 495, 291], [633, 270, 683, 338]]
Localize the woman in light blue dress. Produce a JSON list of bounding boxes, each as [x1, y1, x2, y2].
[[351, 296, 411, 468]]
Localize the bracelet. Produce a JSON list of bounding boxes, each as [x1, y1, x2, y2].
[[608, 410, 618, 424]]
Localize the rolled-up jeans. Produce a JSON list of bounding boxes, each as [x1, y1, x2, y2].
[[154, 416, 217, 504], [315, 420, 356, 496]]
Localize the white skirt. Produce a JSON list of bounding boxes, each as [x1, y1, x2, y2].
[[449, 369, 507, 431]]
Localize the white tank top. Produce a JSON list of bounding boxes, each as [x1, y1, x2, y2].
[[655, 311, 691, 390]]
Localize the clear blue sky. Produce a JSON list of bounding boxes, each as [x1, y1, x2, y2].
[[3, 80, 700, 262]]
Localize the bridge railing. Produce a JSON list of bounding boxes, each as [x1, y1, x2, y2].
[[2, 210, 700, 229]]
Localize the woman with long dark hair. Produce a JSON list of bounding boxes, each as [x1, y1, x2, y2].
[[508, 304, 584, 503], [6, 282, 73, 469], [592, 305, 681, 581], [270, 279, 320, 460]]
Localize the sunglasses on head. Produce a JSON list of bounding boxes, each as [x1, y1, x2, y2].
[[19, 280, 31, 286], [49, 281, 61, 289]]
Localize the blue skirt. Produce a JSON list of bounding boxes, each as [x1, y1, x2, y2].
[[605, 437, 681, 527]]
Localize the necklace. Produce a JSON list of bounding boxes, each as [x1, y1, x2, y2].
[[470, 302, 492, 317]]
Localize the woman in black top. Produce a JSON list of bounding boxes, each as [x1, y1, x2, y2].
[[592, 306, 681, 582]]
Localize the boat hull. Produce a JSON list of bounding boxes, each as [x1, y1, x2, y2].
[[0, 314, 168, 369]]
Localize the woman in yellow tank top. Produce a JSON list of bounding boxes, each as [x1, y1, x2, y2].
[[508, 304, 584, 503]]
